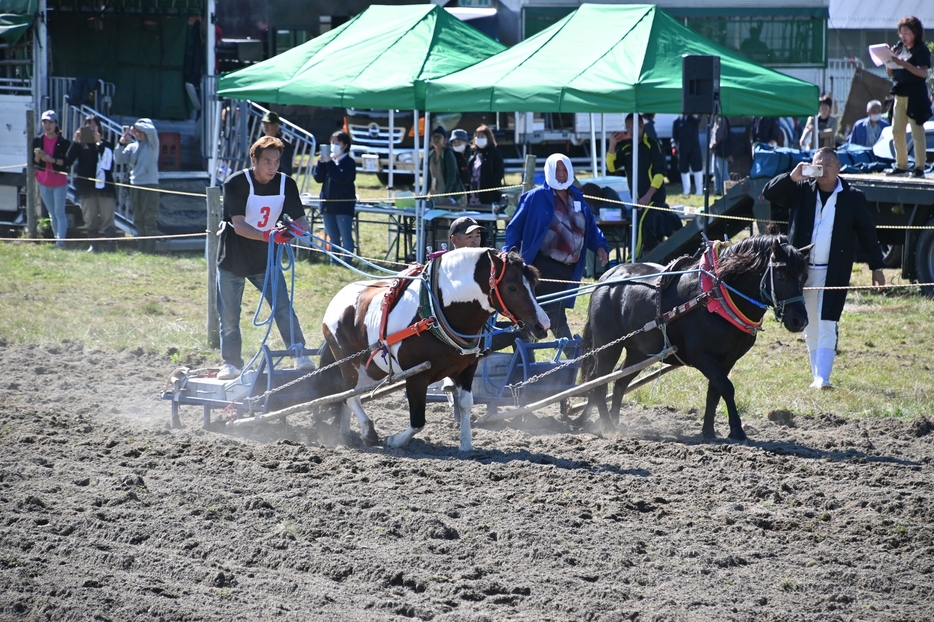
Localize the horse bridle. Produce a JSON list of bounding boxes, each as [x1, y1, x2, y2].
[[487, 251, 523, 326], [759, 247, 805, 321]]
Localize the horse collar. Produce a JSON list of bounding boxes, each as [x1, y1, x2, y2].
[[700, 243, 763, 335], [418, 258, 482, 356]]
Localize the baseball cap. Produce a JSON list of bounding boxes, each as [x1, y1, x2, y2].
[[449, 216, 485, 238], [41, 110, 58, 123], [261, 111, 280, 124], [450, 128, 470, 143], [430, 125, 448, 140]]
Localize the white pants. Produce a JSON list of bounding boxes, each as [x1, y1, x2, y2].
[[803, 266, 838, 352]]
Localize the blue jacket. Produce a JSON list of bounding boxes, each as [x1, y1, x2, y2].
[[847, 117, 889, 148], [505, 184, 609, 307], [312, 153, 357, 216]]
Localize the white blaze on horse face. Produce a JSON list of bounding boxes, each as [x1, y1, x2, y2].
[[438, 248, 494, 312], [525, 276, 551, 330]]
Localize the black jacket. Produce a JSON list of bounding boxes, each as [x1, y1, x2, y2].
[[467, 146, 505, 205], [312, 154, 357, 217], [32, 133, 71, 180], [65, 140, 116, 196], [276, 133, 296, 177], [762, 173, 884, 321]]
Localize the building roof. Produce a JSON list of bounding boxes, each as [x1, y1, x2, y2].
[[829, 0, 931, 30]]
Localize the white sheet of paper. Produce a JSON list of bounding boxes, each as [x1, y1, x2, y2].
[[868, 44, 894, 67]]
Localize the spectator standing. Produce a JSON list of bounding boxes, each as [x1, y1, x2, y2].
[[449, 128, 472, 189], [608, 114, 681, 257], [847, 100, 890, 148], [115, 118, 160, 253], [65, 114, 117, 252], [762, 147, 885, 389], [505, 153, 609, 340], [260, 111, 295, 176], [312, 130, 357, 260], [799, 94, 838, 150], [216, 136, 315, 380], [750, 116, 783, 152], [32, 110, 70, 249], [467, 124, 505, 206], [672, 114, 704, 195], [885, 16, 931, 177], [427, 126, 466, 207], [709, 115, 732, 195]]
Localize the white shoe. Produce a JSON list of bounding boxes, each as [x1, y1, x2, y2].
[[295, 355, 316, 371], [216, 363, 240, 380]]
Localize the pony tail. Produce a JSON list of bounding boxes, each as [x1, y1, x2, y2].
[[579, 319, 596, 383]]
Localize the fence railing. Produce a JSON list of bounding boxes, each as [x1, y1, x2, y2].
[[213, 100, 317, 194], [49, 76, 114, 118]]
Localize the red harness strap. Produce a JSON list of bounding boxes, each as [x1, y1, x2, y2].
[[366, 264, 426, 369], [700, 243, 762, 334], [488, 251, 520, 324]]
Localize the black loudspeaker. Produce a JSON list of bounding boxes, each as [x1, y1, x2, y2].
[[682, 55, 720, 115]]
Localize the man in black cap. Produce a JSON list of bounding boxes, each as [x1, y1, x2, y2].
[[261, 111, 295, 176], [448, 215, 485, 249]]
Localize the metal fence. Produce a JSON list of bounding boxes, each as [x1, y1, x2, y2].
[[49, 76, 115, 118], [213, 100, 317, 194]]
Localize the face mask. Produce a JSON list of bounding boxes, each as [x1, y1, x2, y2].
[[452, 144, 466, 153], [330, 144, 343, 157], [870, 114, 882, 123], [475, 137, 488, 149]]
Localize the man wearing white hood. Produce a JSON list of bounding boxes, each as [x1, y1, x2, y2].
[[505, 153, 609, 340], [115, 118, 160, 253]]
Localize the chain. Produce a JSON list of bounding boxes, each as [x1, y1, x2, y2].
[[503, 322, 656, 394], [242, 345, 370, 409]]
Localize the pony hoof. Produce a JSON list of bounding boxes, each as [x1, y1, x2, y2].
[[727, 430, 748, 442], [362, 422, 380, 446], [459, 442, 474, 452], [702, 430, 717, 442], [385, 433, 408, 449]]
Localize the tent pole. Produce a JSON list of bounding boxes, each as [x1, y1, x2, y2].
[[630, 113, 640, 263], [413, 109, 421, 262], [589, 113, 598, 177], [388, 109, 395, 195]]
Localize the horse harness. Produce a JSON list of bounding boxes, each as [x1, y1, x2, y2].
[[367, 251, 519, 370]]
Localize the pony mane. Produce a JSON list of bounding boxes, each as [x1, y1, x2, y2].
[[718, 234, 805, 282], [503, 249, 540, 290]]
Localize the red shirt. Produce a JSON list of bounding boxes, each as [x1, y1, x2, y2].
[[35, 134, 67, 188]]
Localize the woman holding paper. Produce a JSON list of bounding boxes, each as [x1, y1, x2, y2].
[[885, 16, 931, 177]]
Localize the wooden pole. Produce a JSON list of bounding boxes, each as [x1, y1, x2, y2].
[[205, 186, 221, 348], [566, 363, 678, 416], [228, 361, 431, 427], [476, 347, 676, 425], [25, 108, 37, 239]]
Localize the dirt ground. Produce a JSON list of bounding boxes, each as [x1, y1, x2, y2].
[[1, 339, 932, 621]]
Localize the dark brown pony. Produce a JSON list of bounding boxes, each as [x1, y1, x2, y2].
[[322, 248, 549, 451], [579, 234, 810, 441]]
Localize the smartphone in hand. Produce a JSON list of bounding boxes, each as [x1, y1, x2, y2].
[[802, 164, 823, 177]]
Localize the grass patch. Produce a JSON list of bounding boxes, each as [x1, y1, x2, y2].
[[2, 177, 932, 422]]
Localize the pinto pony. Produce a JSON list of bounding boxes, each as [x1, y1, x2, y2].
[[322, 248, 550, 451], [579, 234, 810, 441]]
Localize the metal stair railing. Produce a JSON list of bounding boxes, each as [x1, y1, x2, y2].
[[61, 103, 134, 233], [213, 100, 316, 194]]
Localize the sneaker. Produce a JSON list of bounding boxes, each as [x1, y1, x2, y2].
[[911, 168, 925, 178], [216, 363, 240, 380], [884, 167, 909, 176], [294, 355, 316, 371]]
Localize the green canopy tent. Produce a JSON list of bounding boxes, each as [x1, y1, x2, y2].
[[217, 4, 506, 260], [425, 3, 820, 261], [0, 0, 37, 45], [424, 3, 818, 116]]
